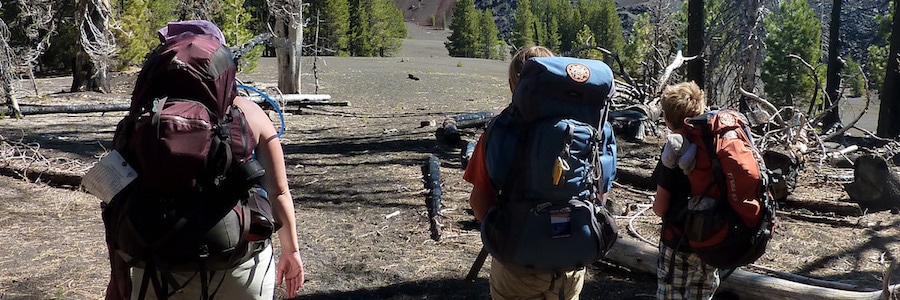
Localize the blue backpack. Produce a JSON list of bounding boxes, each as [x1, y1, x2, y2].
[[481, 57, 619, 272]]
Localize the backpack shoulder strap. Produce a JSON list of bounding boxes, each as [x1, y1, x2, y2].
[[690, 112, 727, 200]]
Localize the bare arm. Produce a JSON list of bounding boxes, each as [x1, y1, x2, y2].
[[653, 186, 671, 217], [469, 186, 495, 222], [234, 97, 304, 296]]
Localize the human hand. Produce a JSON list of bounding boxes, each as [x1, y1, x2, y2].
[[276, 250, 304, 298]]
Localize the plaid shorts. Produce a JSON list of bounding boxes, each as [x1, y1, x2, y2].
[[657, 244, 719, 300]]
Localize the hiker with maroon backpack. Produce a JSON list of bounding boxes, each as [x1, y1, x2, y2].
[[93, 20, 304, 299], [464, 46, 619, 299], [652, 81, 775, 299]]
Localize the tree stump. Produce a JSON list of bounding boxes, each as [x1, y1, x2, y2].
[[844, 155, 900, 212]]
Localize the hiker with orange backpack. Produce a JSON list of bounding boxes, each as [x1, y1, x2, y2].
[[652, 81, 719, 299], [92, 20, 304, 300], [652, 81, 776, 299], [464, 46, 619, 299]]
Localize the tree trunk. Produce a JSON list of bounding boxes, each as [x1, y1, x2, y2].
[[738, 0, 760, 113], [687, 0, 705, 89], [605, 238, 894, 300], [0, 103, 129, 116], [822, 0, 842, 131], [72, 0, 112, 94], [878, 0, 900, 137], [0, 19, 21, 119], [275, 15, 302, 94]]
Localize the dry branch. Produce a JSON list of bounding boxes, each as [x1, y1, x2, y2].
[[0, 133, 88, 188]]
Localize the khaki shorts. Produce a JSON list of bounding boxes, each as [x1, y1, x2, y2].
[[131, 244, 276, 300], [489, 258, 585, 300]]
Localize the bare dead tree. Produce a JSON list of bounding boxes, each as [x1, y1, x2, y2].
[[72, 0, 116, 93], [2, 0, 58, 118], [737, 0, 763, 113], [268, 0, 305, 94], [821, 0, 843, 132], [686, 0, 704, 88], [877, 0, 900, 137], [0, 3, 19, 119]]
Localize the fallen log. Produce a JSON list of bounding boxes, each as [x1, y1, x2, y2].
[[604, 238, 896, 299], [422, 155, 443, 241], [453, 110, 496, 129], [245, 94, 349, 107], [614, 164, 656, 191], [0, 164, 83, 188], [1, 103, 130, 116], [245, 93, 332, 102], [460, 141, 475, 169], [434, 111, 497, 145], [436, 118, 462, 145]]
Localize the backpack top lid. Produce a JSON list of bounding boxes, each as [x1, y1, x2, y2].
[[129, 20, 237, 119], [511, 57, 615, 127], [157, 20, 227, 46]]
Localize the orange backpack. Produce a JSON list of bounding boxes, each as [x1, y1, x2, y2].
[[682, 109, 776, 269]]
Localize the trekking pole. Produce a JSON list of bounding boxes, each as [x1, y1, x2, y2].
[[464, 247, 489, 282]]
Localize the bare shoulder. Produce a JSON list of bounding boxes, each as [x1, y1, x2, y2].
[[233, 96, 277, 139], [233, 97, 265, 118]]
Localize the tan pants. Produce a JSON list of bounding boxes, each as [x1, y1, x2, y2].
[[489, 259, 585, 300], [131, 244, 276, 300]]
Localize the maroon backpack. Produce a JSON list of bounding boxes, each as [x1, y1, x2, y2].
[[102, 24, 279, 299], [116, 32, 247, 193]]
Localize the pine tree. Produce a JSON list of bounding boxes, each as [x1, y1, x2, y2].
[[544, 16, 561, 52], [349, 0, 373, 56], [529, 0, 563, 53], [621, 12, 651, 78], [844, 57, 866, 97], [313, 0, 351, 56], [369, 0, 406, 56], [114, 0, 178, 68], [761, 0, 822, 107], [215, 0, 259, 71], [578, 0, 624, 60], [574, 24, 602, 59], [554, 0, 580, 53], [867, 1, 893, 94], [510, 0, 538, 52], [478, 9, 501, 60], [445, 0, 479, 57]]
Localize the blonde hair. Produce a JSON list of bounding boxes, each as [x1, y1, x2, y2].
[[660, 81, 706, 130], [508, 46, 554, 88]]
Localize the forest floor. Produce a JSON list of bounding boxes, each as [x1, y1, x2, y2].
[[0, 23, 897, 300]]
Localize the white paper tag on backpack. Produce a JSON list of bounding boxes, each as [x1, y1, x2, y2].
[[550, 208, 572, 238], [82, 150, 137, 204]]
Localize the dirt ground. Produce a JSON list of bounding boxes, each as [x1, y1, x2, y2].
[[1, 23, 899, 300]]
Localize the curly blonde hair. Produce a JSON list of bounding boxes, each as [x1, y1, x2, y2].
[[508, 46, 554, 88], [660, 81, 706, 130]]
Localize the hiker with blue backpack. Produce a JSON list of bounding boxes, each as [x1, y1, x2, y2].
[[652, 81, 776, 300], [464, 46, 619, 299], [94, 21, 305, 300]]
